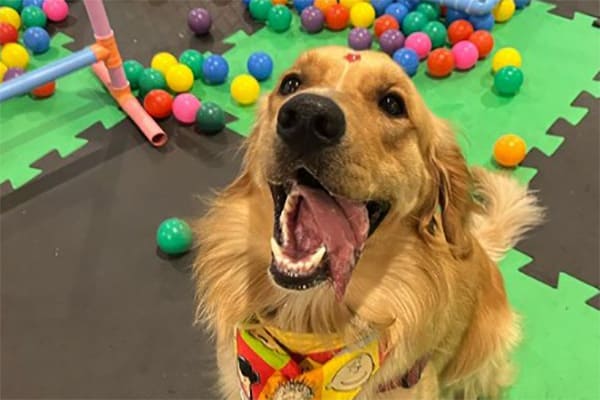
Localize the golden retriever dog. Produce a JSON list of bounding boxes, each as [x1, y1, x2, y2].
[[193, 46, 543, 400]]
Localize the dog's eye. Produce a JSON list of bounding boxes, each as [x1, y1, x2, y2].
[[279, 74, 302, 96], [378, 94, 406, 117]]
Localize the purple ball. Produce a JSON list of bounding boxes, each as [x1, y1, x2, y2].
[[188, 8, 212, 35], [379, 29, 405, 55], [348, 28, 372, 50], [301, 6, 324, 34], [3, 67, 25, 82]]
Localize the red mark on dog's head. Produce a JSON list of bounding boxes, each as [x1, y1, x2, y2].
[[344, 53, 361, 63]]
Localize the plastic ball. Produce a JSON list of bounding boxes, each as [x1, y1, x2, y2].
[[138, 68, 167, 97], [493, 134, 526, 167], [350, 2, 375, 28], [451, 40, 478, 70], [166, 63, 194, 93], [371, 0, 393, 16], [156, 218, 193, 255], [468, 13, 494, 31], [340, 0, 362, 9], [123, 59, 144, 89], [267, 4, 292, 32], [151, 52, 177, 76], [492, 0, 515, 23], [247, 51, 273, 81], [301, 6, 324, 33], [230, 74, 260, 105], [20, 5, 45, 28], [415, 2, 440, 20], [179, 49, 204, 79], [515, 0, 531, 9], [447, 20, 474, 45], [405, 32, 431, 60], [248, 0, 272, 22], [3, 66, 24, 81], [379, 29, 405, 55], [23, 26, 49, 54], [272, 0, 287, 4], [143, 89, 173, 119], [445, 8, 468, 25], [427, 48, 454, 77], [42, 0, 68, 23], [293, 0, 314, 13], [187, 7, 211, 35], [0, 0, 22, 11], [492, 47, 521, 73], [401, 11, 427, 35], [313, 0, 336, 14], [202, 54, 229, 85], [393, 48, 419, 76], [374, 14, 399, 37], [398, 0, 419, 10], [22, 0, 43, 8], [0, 6, 20, 28], [348, 27, 372, 50], [31, 80, 55, 98], [325, 3, 349, 31], [0, 21, 18, 44], [468, 30, 494, 59], [0, 61, 6, 81], [1, 42, 29, 69], [196, 101, 225, 135], [172, 93, 201, 124], [494, 66, 523, 96], [385, 3, 408, 24], [422, 20, 446, 48]]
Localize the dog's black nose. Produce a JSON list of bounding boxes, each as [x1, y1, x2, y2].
[[276, 93, 346, 154]]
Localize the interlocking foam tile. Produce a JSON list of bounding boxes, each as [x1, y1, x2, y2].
[[542, 0, 600, 26], [0, 33, 125, 190]]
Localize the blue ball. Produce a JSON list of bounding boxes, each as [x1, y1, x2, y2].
[[371, 0, 393, 16], [393, 48, 419, 77], [468, 13, 494, 31], [445, 8, 469, 25], [397, 0, 419, 11], [514, 0, 530, 9], [22, 0, 43, 8], [202, 54, 229, 85], [247, 51, 273, 81], [242, 0, 250, 7], [385, 3, 409, 24], [23, 27, 50, 54], [293, 0, 313, 13]]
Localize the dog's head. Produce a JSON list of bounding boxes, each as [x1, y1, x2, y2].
[[241, 46, 471, 302]]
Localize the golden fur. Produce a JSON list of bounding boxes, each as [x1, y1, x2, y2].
[[192, 47, 543, 399]]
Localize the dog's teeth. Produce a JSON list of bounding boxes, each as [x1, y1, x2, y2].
[[309, 246, 326, 266], [271, 238, 284, 261]]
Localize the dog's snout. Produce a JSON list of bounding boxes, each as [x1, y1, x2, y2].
[[277, 93, 346, 154]]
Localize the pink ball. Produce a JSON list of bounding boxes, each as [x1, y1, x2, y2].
[[451, 40, 479, 70], [43, 0, 69, 23], [404, 32, 432, 60], [172, 93, 201, 124]]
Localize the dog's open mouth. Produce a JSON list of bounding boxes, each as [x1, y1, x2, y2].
[[269, 168, 390, 300]]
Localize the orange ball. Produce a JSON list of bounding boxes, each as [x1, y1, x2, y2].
[[272, 0, 287, 4], [31, 81, 56, 98], [469, 30, 494, 59], [314, 0, 337, 14], [427, 48, 454, 78], [447, 19, 474, 45], [143, 89, 173, 119], [493, 134, 527, 167], [326, 4, 350, 31], [374, 14, 399, 37]]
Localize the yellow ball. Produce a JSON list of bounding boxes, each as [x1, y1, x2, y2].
[[0, 61, 7, 82], [340, 0, 365, 9], [492, 0, 515, 23], [166, 63, 194, 93], [350, 2, 375, 28], [1, 43, 29, 69], [151, 52, 178, 76], [492, 47, 522, 73], [0, 6, 21, 29], [230, 74, 260, 106]]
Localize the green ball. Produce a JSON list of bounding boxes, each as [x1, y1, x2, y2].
[[138, 68, 166, 97], [422, 21, 447, 48], [196, 102, 225, 135], [415, 2, 440, 21], [123, 60, 144, 90], [0, 0, 22, 12], [21, 5, 46, 28], [179, 49, 204, 80], [249, 0, 272, 22], [156, 218, 193, 255], [402, 11, 427, 35], [494, 66, 524, 96], [267, 5, 292, 33]]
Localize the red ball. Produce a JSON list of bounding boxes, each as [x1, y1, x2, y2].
[[427, 48, 454, 78], [143, 89, 173, 119], [374, 15, 399, 38], [325, 4, 350, 31], [0, 22, 18, 45], [468, 30, 494, 59], [31, 81, 56, 98], [447, 20, 474, 45]]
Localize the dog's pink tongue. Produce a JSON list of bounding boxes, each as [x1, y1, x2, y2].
[[295, 186, 369, 300]]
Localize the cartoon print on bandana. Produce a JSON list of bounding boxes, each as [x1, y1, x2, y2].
[[271, 381, 315, 400], [327, 353, 375, 392], [238, 355, 260, 400]]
